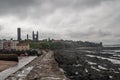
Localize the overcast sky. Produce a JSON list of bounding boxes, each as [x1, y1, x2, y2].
[[0, 0, 120, 44]]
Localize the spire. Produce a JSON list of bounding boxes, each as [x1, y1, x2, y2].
[[37, 31, 39, 41], [32, 31, 35, 40]]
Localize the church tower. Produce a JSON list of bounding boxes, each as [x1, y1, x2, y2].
[[32, 31, 39, 41]]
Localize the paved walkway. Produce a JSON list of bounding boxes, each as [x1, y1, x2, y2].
[[25, 50, 69, 80]]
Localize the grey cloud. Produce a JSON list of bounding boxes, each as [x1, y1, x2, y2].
[[0, 0, 39, 18], [40, 32, 60, 39], [67, 28, 112, 40], [0, 0, 111, 18], [0, 25, 4, 31], [0, 0, 120, 45]]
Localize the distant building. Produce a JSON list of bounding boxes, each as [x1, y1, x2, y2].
[[3, 40, 10, 50], [0, 40, 19, 50], [10, 40, 19, 50], [100, 42, 103, 47], [16, 42, 30, 51], [0, 40, 4, 50]]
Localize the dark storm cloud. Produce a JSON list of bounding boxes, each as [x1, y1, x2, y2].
[[0, 0, 38, 18], [0, 0, 109, 18], [0, 0, 120, 44]]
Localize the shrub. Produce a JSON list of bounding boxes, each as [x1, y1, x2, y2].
[[0, 54, 18, 62]]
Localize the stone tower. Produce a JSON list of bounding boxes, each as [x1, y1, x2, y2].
[[32, 31, 39, 41], [17, 28, 21, 41]]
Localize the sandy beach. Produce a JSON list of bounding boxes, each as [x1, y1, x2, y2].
[[0, 61, 17, 72]]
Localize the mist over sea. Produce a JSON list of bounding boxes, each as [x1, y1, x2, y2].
[[104, 44, 120, 47]]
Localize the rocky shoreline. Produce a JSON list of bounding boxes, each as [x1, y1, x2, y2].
[[54, 49, 120, 80]]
